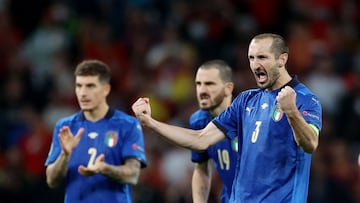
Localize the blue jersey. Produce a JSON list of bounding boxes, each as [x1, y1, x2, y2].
[[45, 109, 147, 203], [213, 78, 322, 203], [190, 110, 238, 203]]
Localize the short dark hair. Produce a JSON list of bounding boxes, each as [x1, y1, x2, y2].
[[252, 33, 289, 58], [199, 59, 233, 83], [74, 59, 111, 83]]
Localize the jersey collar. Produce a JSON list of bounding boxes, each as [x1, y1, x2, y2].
[[280, 75, 299, 89], [79, 108, 115, 121]]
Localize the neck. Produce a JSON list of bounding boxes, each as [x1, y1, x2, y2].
[[210, 97, 232, 117], [268, 70, 292, 91], [83, 104, 109, 122]]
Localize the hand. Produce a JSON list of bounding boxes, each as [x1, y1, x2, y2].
[[132, 97, 152, 125], [276, 86, 297, 113], [78, 154, 105, 176], [59, 126, 84, 156]]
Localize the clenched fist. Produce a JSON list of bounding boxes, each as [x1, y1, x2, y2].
[[132, 97, 152, 126], [276, 86, 297, 113]]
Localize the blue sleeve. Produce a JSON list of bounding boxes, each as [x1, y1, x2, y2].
[[189, 112, 210, 162], [44, 120, 63, 166], [121, 119, 148, 168], [213, 94, 244, 140], [298, 93, 322, 131]]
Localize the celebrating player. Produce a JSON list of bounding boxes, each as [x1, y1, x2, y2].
[[132, 33, 322, 202]]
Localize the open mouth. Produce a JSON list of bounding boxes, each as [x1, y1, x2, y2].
[[255, 70, 267, 83]]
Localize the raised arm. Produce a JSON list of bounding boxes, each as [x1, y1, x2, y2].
[[46, 127, 84, 188], [277, 86, 319, 153], [132, 98, 226, 151]]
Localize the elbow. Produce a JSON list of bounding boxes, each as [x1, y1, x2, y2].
[[301, 138, 319, 154], [124, 173, 140, 186], [128, 177, 139, 186], [125, 168, 141, 185], [199, 143, 211, 151], [303, 144, 317, 154], [46, 176, 59, 189], [46, 166, 61, 189], [191, 133, 212, 151], [192, 142, 210, 152]]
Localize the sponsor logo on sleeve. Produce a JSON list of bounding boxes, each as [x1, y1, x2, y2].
[[302, 111, 320, 120], [132, 143, 145, 152]]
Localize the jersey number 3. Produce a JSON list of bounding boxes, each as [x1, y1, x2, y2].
[[251, 121, 262, 143]]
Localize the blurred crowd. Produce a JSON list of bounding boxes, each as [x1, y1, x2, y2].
[[0, 0, 359, 202]]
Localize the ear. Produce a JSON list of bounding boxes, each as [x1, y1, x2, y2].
[[225, 82, 234, 96], [104, 84, 111, 96], [278, 53, 288, 67]]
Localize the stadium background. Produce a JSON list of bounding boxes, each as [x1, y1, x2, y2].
[[0, 0, 359, 202]]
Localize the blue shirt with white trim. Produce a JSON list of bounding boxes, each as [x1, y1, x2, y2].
[[213, 77, 322, 203], [190, 110, 238, 203], [45, 108, 147, 203]]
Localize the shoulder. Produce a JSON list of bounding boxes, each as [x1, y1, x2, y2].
[[190, 109, 210, 120], [295, 83, 321, 105], [294, 82, 315, 95], [189, 109, 212, 129], [233, 88, 262, 103], [111, 109, 140, 125], [55, 111, 82, 127], [189, 109, 211, 121]]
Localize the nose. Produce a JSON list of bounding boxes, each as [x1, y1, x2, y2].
[[250, 59, 261, 70], [197, 84, 208, 93], [77, 86, 88, 97]]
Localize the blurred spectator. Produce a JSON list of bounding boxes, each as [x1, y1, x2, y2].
[[304, 55, 347, 116], [335, 67, 360, 142]]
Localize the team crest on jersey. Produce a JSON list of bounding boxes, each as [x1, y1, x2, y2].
[[105, 131, 118, 147], [231, 137, 238, 152], [272, 104, 283, 122]]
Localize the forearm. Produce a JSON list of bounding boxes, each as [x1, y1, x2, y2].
[[46, 151, 69, 188], [192, 162, 212, 203], [286, 110, 319, 153], [147, 117, 210, 151], [100, 159, 141, 185]]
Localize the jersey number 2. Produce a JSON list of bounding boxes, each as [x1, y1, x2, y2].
[[87, 147, 97, 167]]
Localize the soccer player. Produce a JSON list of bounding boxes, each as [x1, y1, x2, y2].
[[132, 33, 322, 203], [190, 60, 237, 203], [45, 59, 147, 203]]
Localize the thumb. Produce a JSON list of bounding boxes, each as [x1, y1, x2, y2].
[[96, 154, 105, 162]]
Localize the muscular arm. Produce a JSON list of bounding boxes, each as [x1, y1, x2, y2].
[[277, 86, 319, 153], [46, 151, 70, 188], [148, 118, 225, 151], [132, 97, 226, 151], [285, 110, 318, 153], [192, 160, 212, 203], [100, 158, 141, 185]]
